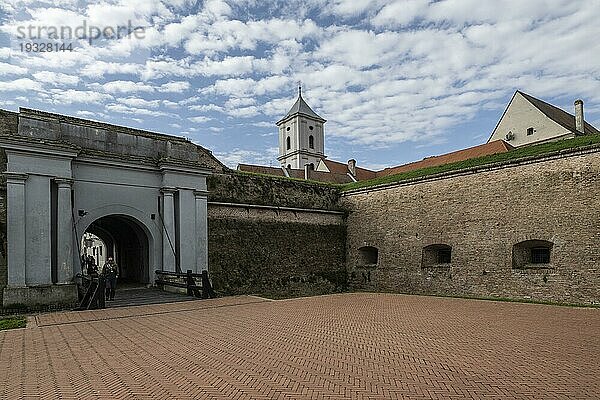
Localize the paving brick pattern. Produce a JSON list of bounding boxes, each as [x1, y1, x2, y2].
[[0, 293, 598, 399]]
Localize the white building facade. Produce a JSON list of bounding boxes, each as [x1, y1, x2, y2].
[[277, 88, 327, 170]]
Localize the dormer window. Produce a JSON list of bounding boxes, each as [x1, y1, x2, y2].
[[527, 127, 534, 136], [309, 135, 314, 149], [286, 136, 290, 150]]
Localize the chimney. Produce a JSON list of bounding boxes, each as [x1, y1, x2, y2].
[[347, 159, 356, 176], [304, 163, 310, 180], [575, 99, 584, 134]]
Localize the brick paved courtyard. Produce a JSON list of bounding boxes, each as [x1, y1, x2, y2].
[[0, 293, 598, 399]]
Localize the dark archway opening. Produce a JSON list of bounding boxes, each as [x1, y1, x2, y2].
[[83, 215, 149, 284]]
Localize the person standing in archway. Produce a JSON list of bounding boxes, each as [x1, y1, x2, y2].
[[86, 254, 98, 276], [102, 257, 119, 300]]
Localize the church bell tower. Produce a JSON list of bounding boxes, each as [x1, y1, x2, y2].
[[276, 86, 326, 169]]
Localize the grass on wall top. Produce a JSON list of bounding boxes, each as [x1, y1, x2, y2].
[[342, 134, 600, 192]]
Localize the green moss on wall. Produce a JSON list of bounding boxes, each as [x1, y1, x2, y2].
[[208, 172, 343, 210], [208, 218, 347, 298]]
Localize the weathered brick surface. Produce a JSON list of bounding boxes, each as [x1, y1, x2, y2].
[[1, 293, 598, 399], [343, 149, 600, 304], [208, 172, 342, 210], [0, 110, 18, 136], [208, 205, 347, 297]]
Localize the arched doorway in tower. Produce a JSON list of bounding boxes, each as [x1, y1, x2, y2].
[[81, 214, 150, 284]]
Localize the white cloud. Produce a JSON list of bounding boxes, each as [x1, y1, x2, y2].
[[0, 62, 27, 76], [189, 116, 213, 123], [158, 81, 190, 93], [189, 103, 224, 112], [214, 147, 279, 168], [117, 97, 161, 108], [201, 75, 290, 97], [0, 78, 43, 92], [33, 71, 80, 86], [0, 48, 12, 59], [105, 103, 170, 117], [50, 89, 113, 104], [192, 56, 255, 76], [371, 0, 429, 27], [317, 29, 405, 69], [81, 61, 141, 78], [102, 80, 155, 93]]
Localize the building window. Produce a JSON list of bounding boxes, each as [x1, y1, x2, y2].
[[287, 164, 291, 169], [527, 127, 534, 135], [286, 136, 291, 150], [531, 247, 550, 264], [437, 248, 451, 264], [309, 125, 314, 130], [422, 244, 452, 268], [308, 163, 314, 170], [512, 240, 553, 268], [358, 246, 378, 266], [309, 135, 314, 149], [286, 126, 290, 131]]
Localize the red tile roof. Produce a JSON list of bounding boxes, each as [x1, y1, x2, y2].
[[238, 140, 514, 183], [377, 140, 514, 177], [238, 162, 362, 183], [321, 159, 377, 181]]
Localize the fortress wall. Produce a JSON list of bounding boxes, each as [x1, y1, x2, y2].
[[207, 172, 347, 298], [207, 171, 342, 210], [342, 148, 600, 304]]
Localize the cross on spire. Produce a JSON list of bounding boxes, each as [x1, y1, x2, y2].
[[298, 81, 302, 97]]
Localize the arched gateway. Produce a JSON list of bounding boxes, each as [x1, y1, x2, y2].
[[0, 108, 223, 307]]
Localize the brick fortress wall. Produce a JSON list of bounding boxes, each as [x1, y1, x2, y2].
[[207, 172, 347, 298], [342, 148, 600, 304]]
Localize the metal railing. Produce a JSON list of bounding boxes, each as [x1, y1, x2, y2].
[[75, 273, 106, 310]]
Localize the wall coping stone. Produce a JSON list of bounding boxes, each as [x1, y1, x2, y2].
[[208, 201, 346, 215]]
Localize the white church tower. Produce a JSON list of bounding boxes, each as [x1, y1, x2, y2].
[[277, 86, 326, 169]]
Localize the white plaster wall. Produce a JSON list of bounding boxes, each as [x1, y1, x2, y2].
[[490, 92, 572, 147]]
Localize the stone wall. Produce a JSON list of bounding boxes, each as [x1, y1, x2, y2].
[[342, 147, 600, 305], [207, 172, 346, 297], [208, 171, 342, 209], [7, 108, 225, 171]]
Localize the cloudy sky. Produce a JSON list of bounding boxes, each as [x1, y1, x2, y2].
[[0, 0, 598, 170]]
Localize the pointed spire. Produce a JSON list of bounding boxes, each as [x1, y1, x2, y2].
[[276, 84, 326, 124]]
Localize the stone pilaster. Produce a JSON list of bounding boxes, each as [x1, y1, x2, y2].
[[194, 190, 209, 272], [178, 189, 196, 272], [161, 187, 177, 272], [55, 178, 73, 284], [5, 173, 27, 287]]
